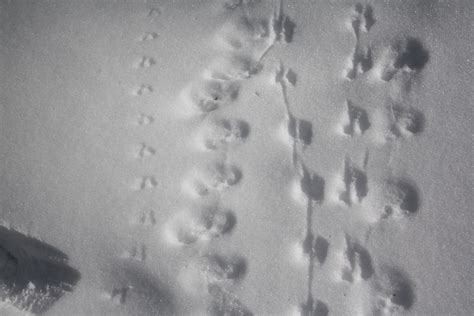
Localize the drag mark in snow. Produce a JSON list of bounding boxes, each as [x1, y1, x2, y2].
[[275, 61, 331, 314]]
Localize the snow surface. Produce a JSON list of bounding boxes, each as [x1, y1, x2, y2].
[[0, 0, 472, 315]]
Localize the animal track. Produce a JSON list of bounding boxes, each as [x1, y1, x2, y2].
[[183, 79, 240, 114], [370, 266, 415, 315], [147, 8, 162, 17], [138, 210, 157, 226], [351, 3, 376, 38], [273, 1, 296, 43], [276, 64, 311, 148], [300, 298, 329, 316], [339, 157, 368, 206], [341, 234, 374, 283], [135, 56, 155, 68], [379, 37, 429, 81], [288, 114, 313, 146], [346, 46, 373, 80], [346, 3, 374, 80], [0, 227, 80, 314], [187, 163, 242, 196], [165, 206, 236, 245], [342, 100, 370, 136], [133, 176, 157, 190], [205, 253, 247, 284], [208, 284, 253, 316], [275, 64, 298, 87], [136, 143, 155, 159], [139, 32, 158, 42], [205, 55, 262, 81], [136, 113, 154, 126], [126, 244, 146, 262], [299, 164, 325, 203], [382, 179, 419, 219], [110, 286, 129, 305], [313, 236, 329, 265], [218, 15, 273, 55], [133, 84, 153, 96], [199, 118, 250, 150], [387, 104, 424, 139], [106, 263, 175, 314]]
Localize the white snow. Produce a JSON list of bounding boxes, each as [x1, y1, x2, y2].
[[0, 0, 472, 315]]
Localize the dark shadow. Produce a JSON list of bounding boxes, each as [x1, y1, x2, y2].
[[283, 16, 296, 43], [313, 236, 329, 265], [378, 267, 415, 310], [394, 38, 429, 70], [301, 166, 325, 203], [0, 226, 80, 314]]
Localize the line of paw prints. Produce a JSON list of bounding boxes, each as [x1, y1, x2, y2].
[[168, 4, 289, 313], [108, 5, 164, 308], [336, 4, 425, 314]]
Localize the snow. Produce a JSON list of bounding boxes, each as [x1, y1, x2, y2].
[[0, 0, 472, 315]]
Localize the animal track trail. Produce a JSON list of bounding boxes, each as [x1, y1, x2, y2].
[[339, 157, 368, 206], [341, 100, 370, 136]]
